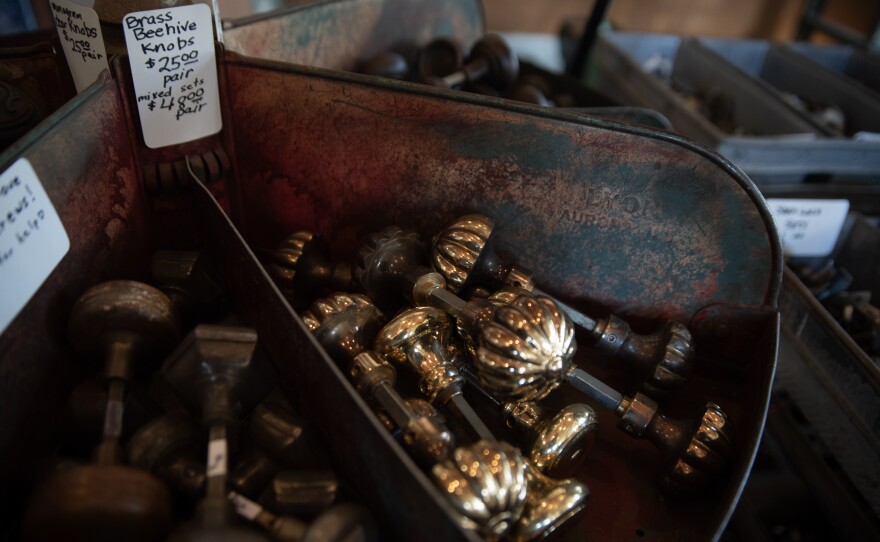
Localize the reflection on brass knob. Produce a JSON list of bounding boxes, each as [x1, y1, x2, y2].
[[431, 440, 528, 540], [305, 293, 386, 362], [374, 306, 463, 404], [476, 293, 576, 402], [505, 402, 598, 478], [432, 214, 532, 294], [512, 462, 589, 542]]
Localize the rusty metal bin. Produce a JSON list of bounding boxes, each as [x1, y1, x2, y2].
[[1, 39, 781, 541]]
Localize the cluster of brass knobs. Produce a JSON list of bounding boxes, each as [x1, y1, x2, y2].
[[22, 252, 376, 542], [269, 213, 734, 540]]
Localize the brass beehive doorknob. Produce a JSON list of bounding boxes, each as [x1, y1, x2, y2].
[[432, 213, 695, 396]]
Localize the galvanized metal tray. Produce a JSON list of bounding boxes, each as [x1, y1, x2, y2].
[[0, 40, 782, 541], [592, 32, 880, 213]]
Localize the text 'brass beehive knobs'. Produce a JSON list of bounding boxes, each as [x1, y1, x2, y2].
[[476, 293, 577, 403], [431, 439, 528, 541]]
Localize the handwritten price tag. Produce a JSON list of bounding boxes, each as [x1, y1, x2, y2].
[[767, 198, 850, 257], [123, 4, 222, 149], [49, 0, 109, 93], [0, 158, 70, 335]]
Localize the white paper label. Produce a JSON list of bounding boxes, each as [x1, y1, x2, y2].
[[228, 491, 263, 520], [123, 4, 222, 149], [207, 437, 227, 477], [0, 158, 70, 335], [49, 0, 110, 93], [767, 198, 850, 257]]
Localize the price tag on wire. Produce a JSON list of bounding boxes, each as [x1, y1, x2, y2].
[[123, 4, 222, 148], [0, 158, 70, 334], [766, 198, 849, 257]]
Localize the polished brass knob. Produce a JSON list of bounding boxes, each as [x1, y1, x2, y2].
[[512, 462, 590, 541], [433, 214, 694, 396], [503, 402, 597, 479], [304, 293, 455, 465], [431, 439, 529, 540], [354, 226, 429, 313], [355, 228, 576, 404], [375, 306, 495, 440], [568, 368, 734, 492], [475, 292, 577, 403]]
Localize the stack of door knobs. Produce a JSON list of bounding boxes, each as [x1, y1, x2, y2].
[[269, 212, 734, 537], [358, 33, 577, 107], [22, 253, 376, 542]]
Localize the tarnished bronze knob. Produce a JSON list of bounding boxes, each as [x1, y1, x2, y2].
[[359, 51, 410, 80], [617, 396, 734, 494], [423, 33, 519, 92], [417, 37, 465, 78], [271, 232, 353, 309], [126, 411, 205, 499], [23, 280, 179, 542], [432, 439, 528, 540]]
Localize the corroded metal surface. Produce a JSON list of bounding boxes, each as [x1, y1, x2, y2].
[[223, 53, 781, 323], [224, 0, 484, 71]]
